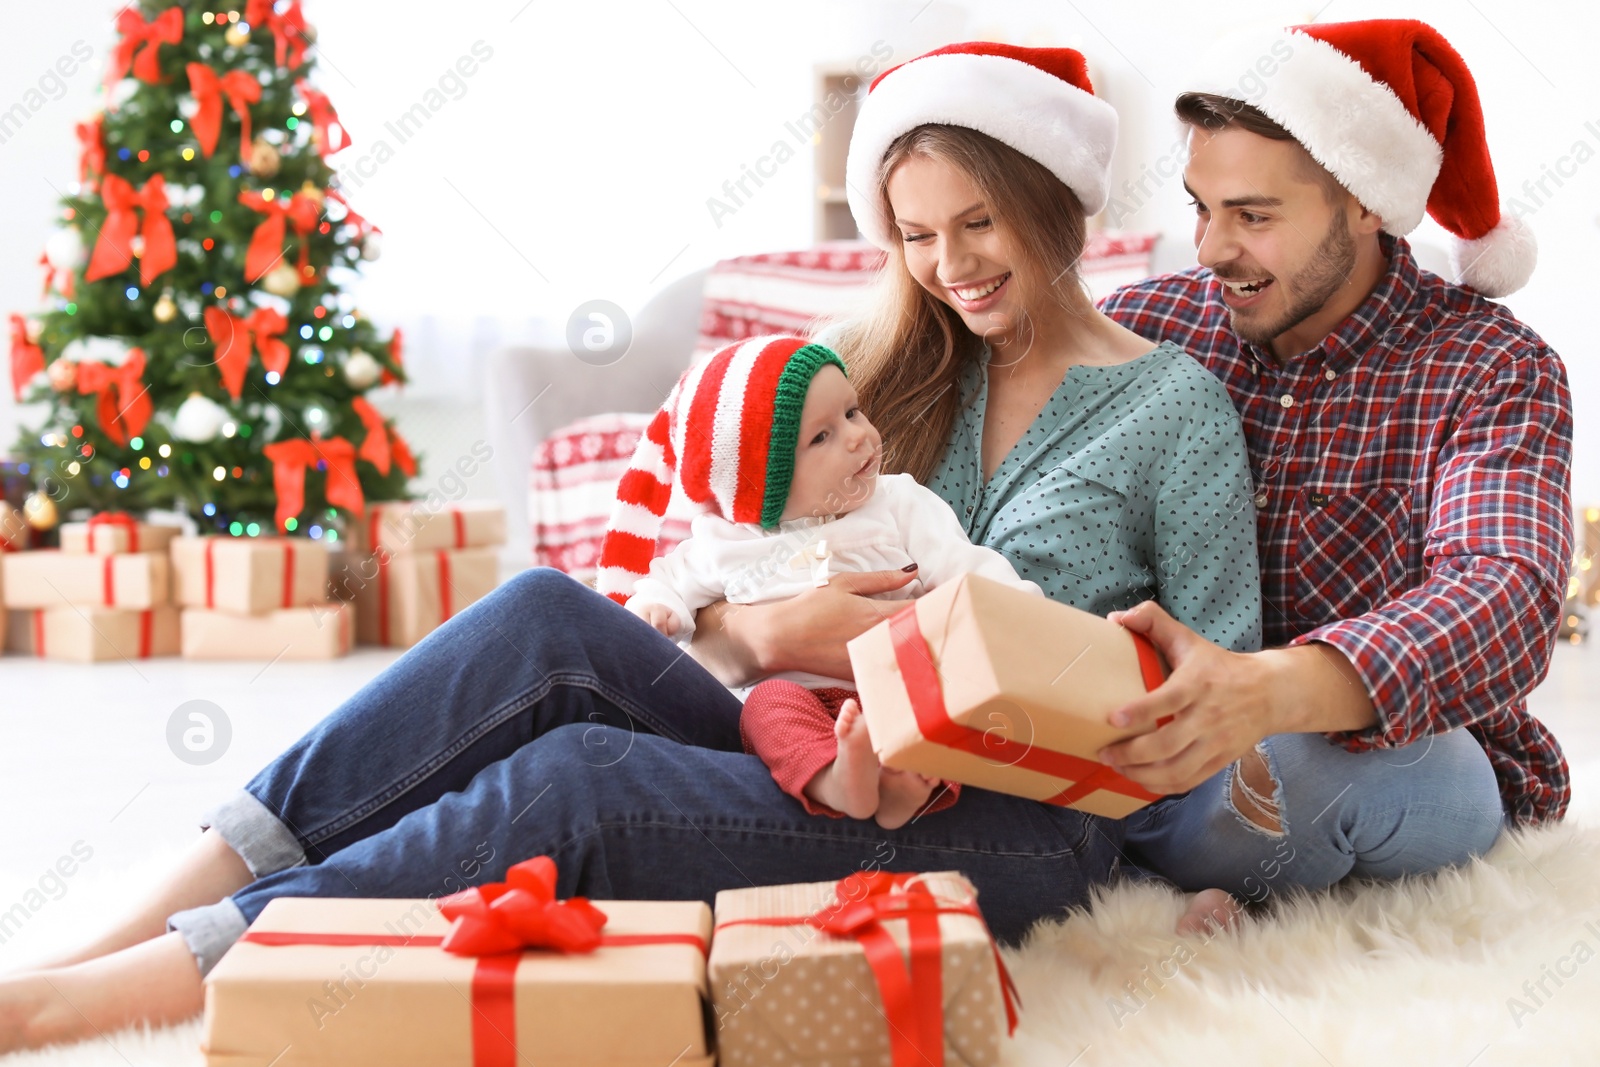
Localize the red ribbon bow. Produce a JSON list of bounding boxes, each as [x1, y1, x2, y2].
[[351, 396, 415, 477], [325, 187, 377, 237], [204, 306, 290, 400], [262, 435, 366, 532], [9, 314, 44, 403], [296, 81, 351, 155], [105, 7, 183, 94], [86, 511, 140, 553], [84, 174, 177, 287], [76, 115, 105, 190], [381, 326, 404, 387], [436, 857, 609, 957], [245, 0, 310, 71], [187, 63, 261, 161], [76, 348, 153, 447], [239, 190, 321, 283]]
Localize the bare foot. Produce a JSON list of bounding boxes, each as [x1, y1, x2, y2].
[[0, 933, 203, 1053], [1176, 888, 1242, 936], [874, 769, 938, 830], [803, 699, 881, 820]]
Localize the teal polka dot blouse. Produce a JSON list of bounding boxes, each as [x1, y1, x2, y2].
[[925, 341, 1263, 654]]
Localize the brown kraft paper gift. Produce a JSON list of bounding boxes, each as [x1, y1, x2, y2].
[[846, 572, 1170, 819]]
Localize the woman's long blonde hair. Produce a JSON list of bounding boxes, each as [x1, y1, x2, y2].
[[831, 125, 1090, 484]]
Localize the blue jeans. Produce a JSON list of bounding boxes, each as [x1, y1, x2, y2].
[[1120, 728, 1506, 901], [168, 568, 1125, 974]]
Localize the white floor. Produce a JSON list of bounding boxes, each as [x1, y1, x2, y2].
[[1, 636, 1598, 972]]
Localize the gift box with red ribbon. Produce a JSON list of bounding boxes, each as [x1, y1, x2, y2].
[[181, 602, 354, 661], [171, 536, 330, 615], [350, 545, 499, 648], [9, 604, 180, 662], [201, 857, 714, 1067], [710, 871, 1019, 1067], [2, 549, 170, 609], [360, 501, 507, 555], [59, 512, 182, 556], [846, 572, 1171, 819]]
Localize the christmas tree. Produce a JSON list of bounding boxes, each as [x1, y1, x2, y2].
[[7, 0, 414, 544]]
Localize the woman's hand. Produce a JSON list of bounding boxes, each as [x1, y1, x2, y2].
[[688, 565, 921, 687]]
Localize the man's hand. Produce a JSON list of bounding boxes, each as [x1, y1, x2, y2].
[[1095, 601, 1378, 795], [1095, 600, 1283, 795], [688, 565, 921, 686]]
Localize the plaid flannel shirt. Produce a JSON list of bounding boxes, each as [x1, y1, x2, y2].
[[1100, 236, 1573, 824]]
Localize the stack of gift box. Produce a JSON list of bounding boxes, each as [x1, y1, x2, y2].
[[337, 501, 506, 648], [171, 535, 353, 659], [198, 575, 1173, 1066], [2, 513, 181, 662]]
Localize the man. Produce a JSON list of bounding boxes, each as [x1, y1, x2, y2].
[[1097, 19, 1572, 914]]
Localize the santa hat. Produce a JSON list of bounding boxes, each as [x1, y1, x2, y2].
[[596, 335, 847, 606], [1192, 19, 1535, 297], [845, 42, 1118, 250]]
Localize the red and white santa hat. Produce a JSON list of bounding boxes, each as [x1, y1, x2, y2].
[[845, 42, 1118, 250], [1192, 18, 1535, 297], [596, 335, 847, 606]]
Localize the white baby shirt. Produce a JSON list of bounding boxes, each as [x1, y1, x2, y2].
[[627, 473, 1043, 691]]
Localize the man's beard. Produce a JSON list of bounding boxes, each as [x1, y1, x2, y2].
[[1227, 211, 1356, 346]]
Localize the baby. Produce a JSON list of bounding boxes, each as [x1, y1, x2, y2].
[[597, 335, 1041, 828]]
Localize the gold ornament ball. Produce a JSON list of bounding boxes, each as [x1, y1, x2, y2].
[[261, 262, 302, 297], [23, 317, 42, 343], [225, 23, 250, 47], [23, 491, 58, 531], [249, 138, 280, 179], [46, 359, 78, 392], [298, 179, 325, 208], [154, 293, 177, 322]]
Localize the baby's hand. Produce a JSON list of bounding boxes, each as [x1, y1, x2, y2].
[[627, 600, 680, 637]]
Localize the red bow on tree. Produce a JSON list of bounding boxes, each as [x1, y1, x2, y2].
[[85, 174, 177, 287], [296, 81, 351, 156], [381, 326, 404, 386], [76, 115, 105, 191], [262, 434, 365, 532], [8, 315, 44, 403], [76, 348, 153, 447], [187, 63, 261, 161], [204, 306, 290, 400], [436, 857, 609, 957], [325, 187, 376, 238], [105, 7, 183, 94], [239, 190, 321, 283], [244, 0, 310, 71], [351, 396, 417, 477]]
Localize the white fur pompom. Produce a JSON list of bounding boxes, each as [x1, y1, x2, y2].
[[1450, 211, 1537, 298]]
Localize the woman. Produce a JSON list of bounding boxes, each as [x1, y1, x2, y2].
[[0, 42, 1260, 1050]]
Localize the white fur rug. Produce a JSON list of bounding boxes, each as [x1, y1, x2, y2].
[[5, 822, 1598, 1066]]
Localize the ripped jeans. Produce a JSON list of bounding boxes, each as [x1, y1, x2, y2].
[[1119, 729, 1507, 902]]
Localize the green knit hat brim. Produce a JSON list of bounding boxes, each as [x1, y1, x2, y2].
[[759, 343, 849, 529]]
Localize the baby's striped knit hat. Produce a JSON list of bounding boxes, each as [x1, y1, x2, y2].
[[596, 335, 847, 606]]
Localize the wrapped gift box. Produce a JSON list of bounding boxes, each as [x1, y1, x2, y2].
[[352, 546, 499, 648], [2, 550, 170, 609], [710, 872, 1014, 1067], [10, 604, 180, 661], [360, 501, 506, 555], [181, 602, 354, 660], [0, 505, 27, 552], [172, 537, 330, 615], [59, 513, 182, 556], [846, 572, 1169, 819], [202, 895, 713, 1067]]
